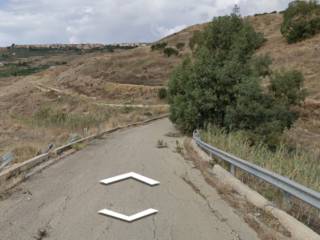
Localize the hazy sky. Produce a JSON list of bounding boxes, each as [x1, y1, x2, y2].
[[0, 0, 291, 46]]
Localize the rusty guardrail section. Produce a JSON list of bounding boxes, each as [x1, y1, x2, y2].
[[193, 130, 320, 210], [0, 114, 169, 193]]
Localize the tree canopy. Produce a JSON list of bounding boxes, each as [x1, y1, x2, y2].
[[168, 14, 305, 146]]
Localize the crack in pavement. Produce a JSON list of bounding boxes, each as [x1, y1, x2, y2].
[[181, 175, 242, 240], [169, 224, 174, 240], [152, 215, 157, 240], [164, 187, 192, 203]]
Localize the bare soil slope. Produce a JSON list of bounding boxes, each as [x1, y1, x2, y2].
[[1, 12, 320, 163], [249, 13, 320, 150]]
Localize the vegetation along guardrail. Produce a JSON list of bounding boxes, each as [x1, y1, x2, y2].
[[193, 130, 320, 210]]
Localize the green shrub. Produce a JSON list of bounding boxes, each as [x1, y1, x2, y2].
[[281, 0, 320, 43], [250, 55, 272, 77], [269, 70, 306, 105], [169, 15, 266, 133], [168, 14, 305, 146], [121, 106, 134, 114], [189, 30, 202, 50], [0, 64, 50, 78], [151, 42, 168, 51], [163, 47, 179, 57], [158, 88, 167, 99], [224, 71, 305, 146], [176, 42, 185, 50]]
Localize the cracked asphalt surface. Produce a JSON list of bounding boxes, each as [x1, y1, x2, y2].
[[0, 118, 260, 240]]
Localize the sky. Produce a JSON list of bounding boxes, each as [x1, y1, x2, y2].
[[0, 0, 291, 46]]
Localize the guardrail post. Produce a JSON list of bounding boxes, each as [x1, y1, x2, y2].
[[282, 191, 292, 211], [83, 128, 88, 137], [230, 164, 235, 176]]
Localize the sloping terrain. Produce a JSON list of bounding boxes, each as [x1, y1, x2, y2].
[[249, 13, 320, 150], [157, 13, 320, 151], [1, 12, 320, 164], [0, 119, 290, 240], [0, 47, 173, 162]]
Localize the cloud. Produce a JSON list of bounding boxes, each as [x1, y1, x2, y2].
[[0, 0, 291, 46], [156, 25, 188, 38]]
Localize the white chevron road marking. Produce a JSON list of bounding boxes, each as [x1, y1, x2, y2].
[[100, 172, 160, 186], [98, 208, 158, 222]]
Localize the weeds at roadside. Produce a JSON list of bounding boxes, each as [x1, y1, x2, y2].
[[71, 143, 86, 151], [12, 145, 40, 164], [9, 97, 167, 166], [156, 139, 168, 149], [200, 128, 320, 233], [202, 127, 320, 192], [175, 140, 183, 154], [34, 228, 48, 240], [183, 139, 293, 239]]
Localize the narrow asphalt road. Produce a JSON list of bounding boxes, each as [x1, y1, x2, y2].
[[0, 119, 259, 240]]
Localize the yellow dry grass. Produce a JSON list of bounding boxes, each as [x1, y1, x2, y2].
[[103, 82, 164, 104], [1, 12, 320, 163]]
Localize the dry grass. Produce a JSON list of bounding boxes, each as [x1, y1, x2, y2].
[[0, 82, 167, 164], [102, 82, 163, 104], [201, 127, 320, 192], [1, 12, 320, 170], [246, 13, 320, 152], [183, 139, 292, 239], [54, 46, 182, 92], [250, 14, 320, 100], [200, 127, 320, 233]]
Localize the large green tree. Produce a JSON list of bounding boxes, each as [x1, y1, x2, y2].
[[168, 14, 305, 145]]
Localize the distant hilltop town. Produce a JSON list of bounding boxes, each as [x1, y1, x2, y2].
[[0, 43, 148, 51]]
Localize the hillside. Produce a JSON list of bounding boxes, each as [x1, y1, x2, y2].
[[1, 12, 320, 164], [157, 12, 320, 151], [249, 13, 320, 150]]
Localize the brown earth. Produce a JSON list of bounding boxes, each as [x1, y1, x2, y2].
[[1, 12, 320, 164], [249, 13, 320, 151]]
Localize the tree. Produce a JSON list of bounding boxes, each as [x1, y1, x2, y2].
[[168, 14, 305, 145], [151, 42, 167, 51], [224, 71, 305, 146], [281, 0, 320, 43], [158, 88, 168, 99], [163, 47, 179, 57], [169, 15, 265, 131], [176, 42, 185, 50]]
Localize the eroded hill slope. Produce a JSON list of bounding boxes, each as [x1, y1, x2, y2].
[[1, 12, 320, 163]]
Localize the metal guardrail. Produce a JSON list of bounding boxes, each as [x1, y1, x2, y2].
[[0, 152, 14, 171], [0, 114, 169, 192], [193, 130, 320, 210]]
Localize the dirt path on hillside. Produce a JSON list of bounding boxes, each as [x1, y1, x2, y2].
[[35, 83, 169, 109]]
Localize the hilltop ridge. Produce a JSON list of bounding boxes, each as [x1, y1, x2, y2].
[[0, 11, 320, 161]]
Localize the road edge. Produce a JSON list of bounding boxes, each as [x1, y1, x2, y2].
[[189, 139, 320, 240], [0, 114, 169, 193]]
